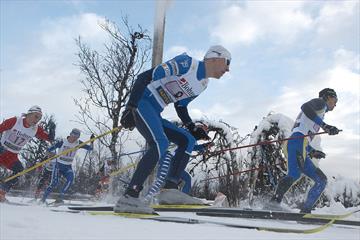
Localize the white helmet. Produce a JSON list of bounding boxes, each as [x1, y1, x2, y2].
[[27, 105, 42, 114], [204, 45, 231, 65]]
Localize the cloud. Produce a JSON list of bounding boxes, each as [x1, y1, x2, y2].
[[210, 1, 359, 50], [1, 13, 108, 137], [211, 1, 313, 46], [40, 13, 107, 52], [313, 1, 359, 48]]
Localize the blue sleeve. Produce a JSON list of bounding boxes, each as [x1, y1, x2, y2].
[[79, 140, 93, 151], [47, 140, 63, 152], [174, 97, 196, 125], [126, 68, 154, 107], [301, 98, 326, 125], [153, 54, 193, 81]]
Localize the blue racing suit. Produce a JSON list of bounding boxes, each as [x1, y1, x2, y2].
[[42, 138, 92, 202], [125, 53, 209, 195], [273, 98, 328, 212]]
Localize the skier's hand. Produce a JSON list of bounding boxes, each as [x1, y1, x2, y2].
[[321, 123, 340, 135], [120, 106, 137, 130], [89, 134, 95, 150], [309, 149, 326, 159], [186, 122, 210, 140]]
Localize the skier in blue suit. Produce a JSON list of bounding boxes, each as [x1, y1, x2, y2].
[[271, 88, 340, 213], [116, 45, 231, 214], [41, 128, 93, 204]]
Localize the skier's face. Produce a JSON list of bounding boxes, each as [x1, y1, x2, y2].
[[212, 58, 230, 79], [25, 112, 42, 126], [326, 96, 337, 111], [68, 134, 79, 143]]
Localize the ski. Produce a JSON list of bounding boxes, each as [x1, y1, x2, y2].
[[76, 211, 337, 234], [68, 205, 360, 226], [68, 204, 208, 211], [146, 216, 337, 234], [194, 208, 360, 226]]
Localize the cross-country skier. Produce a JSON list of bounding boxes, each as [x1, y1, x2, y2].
[[270, 88, 340, 213], [41, 128, 93, 204], [116, 45, 231, 214], [0, 106, 55, 202]]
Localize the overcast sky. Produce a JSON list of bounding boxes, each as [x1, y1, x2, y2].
[[1, 0, 359, 180]]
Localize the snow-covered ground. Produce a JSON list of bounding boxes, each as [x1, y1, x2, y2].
[[1, 196, 359, 240]]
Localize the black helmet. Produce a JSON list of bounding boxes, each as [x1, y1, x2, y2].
[[319, 88, 337, 100]]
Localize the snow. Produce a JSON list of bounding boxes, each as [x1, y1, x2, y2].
[[1, 197, 359, 240]]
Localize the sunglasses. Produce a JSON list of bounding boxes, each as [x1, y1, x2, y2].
[[226, 59, 231, 66]]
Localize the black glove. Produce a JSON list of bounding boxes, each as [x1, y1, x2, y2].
[[309, 149, 326, 159], [321, 123, 340, 135], [89, 134, 96, 149], [0, 144, 5, 154], [48, 121, 56, 142], [186, 122, 210, 140], [120, 106, 137, 130]]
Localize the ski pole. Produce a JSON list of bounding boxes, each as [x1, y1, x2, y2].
[[200, 162, 283, 182], [193, 131, 341, 158], [109, 161, 138, 177], [2, 127, 122, 183], [119, 150, 146, 157], [199, 130, 342, 182]]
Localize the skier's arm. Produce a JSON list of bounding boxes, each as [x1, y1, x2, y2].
[[126, 68, 154, 108], [301, 98, 326, 125], [36, 126, 54, 143], [79, 140, 93, 151], [47, 140, 63, 152], [174, 97, 196, 126], [0, 117, 17, 133]]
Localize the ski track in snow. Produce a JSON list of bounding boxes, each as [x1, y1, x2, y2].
[[1, 197, 359, 240]]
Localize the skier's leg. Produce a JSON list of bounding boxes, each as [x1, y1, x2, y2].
[[125, 98, 169, 197], [272, 133, 306, 203], [0, 152, 23, 194], [301, 158, 327, 213], [144, 150, 173, 201], [180, 171, 192, 194], [42, 163, 59, 202], [2, 160, 24, 192], [59, 165, 74, 200], [35, 169, 52, 198], [162, 120, 195, 188]]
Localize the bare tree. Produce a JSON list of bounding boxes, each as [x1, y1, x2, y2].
[[74, 17, 151, 165]]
